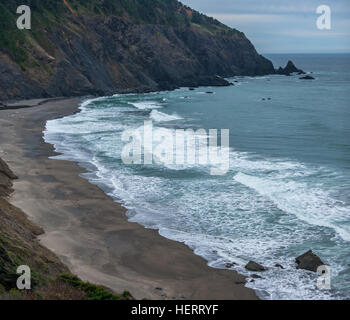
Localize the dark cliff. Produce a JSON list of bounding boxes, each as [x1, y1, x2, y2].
[[0, 0, 275, 101]]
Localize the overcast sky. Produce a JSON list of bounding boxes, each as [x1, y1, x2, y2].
[[181, 0, 350, 54]]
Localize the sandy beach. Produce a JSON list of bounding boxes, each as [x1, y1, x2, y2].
[[0, 98, 258, 300]]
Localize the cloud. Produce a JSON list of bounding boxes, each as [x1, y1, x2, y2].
[[182, 0, 350, 53]]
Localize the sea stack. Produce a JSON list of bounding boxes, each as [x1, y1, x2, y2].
[[276, 60, 306, 76]]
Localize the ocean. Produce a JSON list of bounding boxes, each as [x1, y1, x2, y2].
[[44, 54, 350, 300]]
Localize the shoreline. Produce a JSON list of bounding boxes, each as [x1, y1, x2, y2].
[[0, 97, 258, 300]]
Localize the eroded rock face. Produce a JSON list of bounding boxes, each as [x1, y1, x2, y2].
[[0, 158, 17, 180], [245, 261, 267, 272], [295, 250, 324, 272], [0, 158, 17, 197]]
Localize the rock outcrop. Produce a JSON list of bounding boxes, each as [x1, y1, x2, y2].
[[276, 60, 306, 76], [295, 250, 324, 272], [0, 158, 17, 197], [0, 0, 275, 101]]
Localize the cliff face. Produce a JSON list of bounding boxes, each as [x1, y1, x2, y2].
[[0, 0, 275, 101]]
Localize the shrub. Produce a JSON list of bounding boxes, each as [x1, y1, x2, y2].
[[58, 274, 134, 300]]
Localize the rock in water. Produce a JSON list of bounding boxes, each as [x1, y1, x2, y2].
[[295, 250, 324, 272], [276, 60, 306, 76], [300, 75, 315, 80], [245, 261, 267, 272]]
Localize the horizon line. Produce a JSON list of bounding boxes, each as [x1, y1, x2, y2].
[[261, 52, 350, 55]]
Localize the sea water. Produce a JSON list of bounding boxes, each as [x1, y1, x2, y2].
[[44, 54, 350, 300]]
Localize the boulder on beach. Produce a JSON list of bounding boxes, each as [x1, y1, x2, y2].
[[300, 75, 315, 80], [295, 250, 324, 272], [245, 261, 267, 272], [225, 262, 237, 269]]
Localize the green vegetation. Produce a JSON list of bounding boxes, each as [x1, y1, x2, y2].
[[0, 0, 241, 68], [59, 274, 134, 300], [0, 2, 28, 67], [67, 0, 238, 33], [0, 274, 135, 300]]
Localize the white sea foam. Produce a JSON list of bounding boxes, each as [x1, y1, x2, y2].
[[234, 172, 350, 241], [128, 101, 163, 110], [43, 90, 350, 300], [80, 96, 109, 109], [150, 110, 183, 122]]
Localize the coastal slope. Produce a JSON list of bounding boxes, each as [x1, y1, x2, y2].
[[0, 0, 275, 100], [1, 155, 134, 299]]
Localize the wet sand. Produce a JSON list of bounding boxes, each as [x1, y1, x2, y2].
[[0, 98, 258, 300]]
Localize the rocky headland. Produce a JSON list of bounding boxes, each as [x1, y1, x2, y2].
[[0, 0, 278, 101]]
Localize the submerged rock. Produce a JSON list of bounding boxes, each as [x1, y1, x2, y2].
[[245, 261, 267, 272], [300, 75, 315, 80], [295, 250, 324, 272]]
